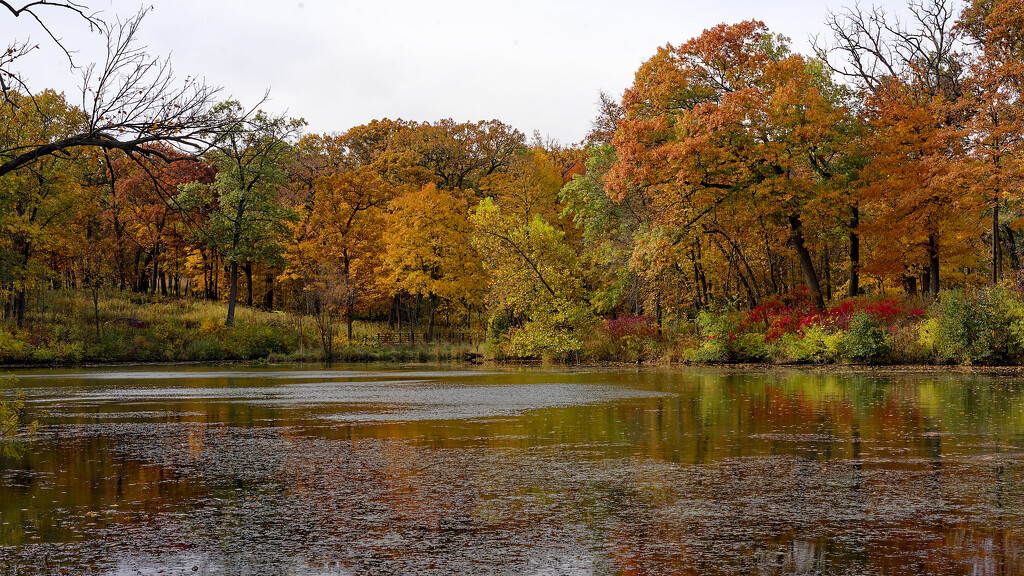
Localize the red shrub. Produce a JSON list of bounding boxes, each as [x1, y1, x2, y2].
[[741, 293, 920, 342], [599, 315, 660, 340]]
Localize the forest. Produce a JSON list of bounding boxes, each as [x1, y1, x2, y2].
[[2, 0, 1024, 365]]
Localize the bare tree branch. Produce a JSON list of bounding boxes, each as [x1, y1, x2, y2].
[[813, 0, 966, 99], [1, 1, 102, 94], [1, 7, 241, 178]]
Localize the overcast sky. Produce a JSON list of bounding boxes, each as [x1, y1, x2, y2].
[[4, 0, 914, 143]]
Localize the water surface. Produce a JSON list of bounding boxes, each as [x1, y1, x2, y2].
[[2, 366, 1023, 575]]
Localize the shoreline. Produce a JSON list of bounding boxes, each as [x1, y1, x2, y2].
[[2, 358, 1021, 376]]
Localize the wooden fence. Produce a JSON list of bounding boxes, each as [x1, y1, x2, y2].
[[375, 330, 474, 346]]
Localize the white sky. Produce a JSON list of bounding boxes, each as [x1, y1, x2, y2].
[[4, 0, 913, 143]]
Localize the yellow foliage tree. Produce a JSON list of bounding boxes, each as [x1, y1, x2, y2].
[[380, 183, 485, 341]]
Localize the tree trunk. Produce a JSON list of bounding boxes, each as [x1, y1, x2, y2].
[[655, 290, 663, 330], [92, 288, 101, 339], [848, 205, 859, 297], [226, 261, 239, 326], [927, 234, 940, 298], [789, 214, 825, 309], [14, 288, 25, 328], [427, 294, 438, 342], [993, 199, 1002, 282], [244, 263, 253, 307], [393, 295, 402, 331], [138, 252, 151, 293], [709, 234, 756, 307], [766, 246, 779, 295], [263, 273, 275, 310], [347, 301, 354, 341], [904, 275, 918, 298], [1004, 225, 1021, 272], [149, 247, 159, 295], [409, 294, 421, 342], [822, 244, 833, 303]]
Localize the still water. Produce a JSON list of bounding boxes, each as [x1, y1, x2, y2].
[[1, 366, 1023, 575]]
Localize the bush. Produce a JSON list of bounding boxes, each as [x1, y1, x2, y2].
[[225, 323, 293, 360], [30, 340, 84, 364], [769, 325, 840, 364], [733, 332, 768, 362], [587, 315, 662, 361], [929, 288, 1014, 364], [686, 308, 766, 363], [842, 312, 889, 363], [0, 331, 30, 363], [887, 322, 929, 364], [185, 336, 228, 360], [687, 309, 737, 362]]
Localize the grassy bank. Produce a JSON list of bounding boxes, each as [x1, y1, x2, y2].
[[0, 290, 482, 366], [5, 285, 1024, 368]]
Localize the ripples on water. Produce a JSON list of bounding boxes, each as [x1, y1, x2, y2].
[[1, 367, 1023, 575]]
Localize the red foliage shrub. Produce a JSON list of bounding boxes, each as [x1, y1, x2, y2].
[[599, 315, 660, 340], [740, 292, 922, 342]]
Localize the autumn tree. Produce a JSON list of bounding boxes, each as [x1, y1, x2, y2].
[[409, 119, 526, 191], [478, 149, 565, 224], [0, 90, 87, 326], [284, 163, 395, 342], [818, 0, 970, 296], [958, 0, 1024, 280], [177, 102, 303, 326], [110, 146, 215, 294], [586, 90, 625, 146], [561, 143, 661, 318], [472, 197, 594, 357], [380, 183, 485, 341], [281, 121, 426, 342], [609, 21, 854, 310]]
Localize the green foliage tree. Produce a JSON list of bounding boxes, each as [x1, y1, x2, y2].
[[471, 197, 595, 357], [177, 102, 303, 326]]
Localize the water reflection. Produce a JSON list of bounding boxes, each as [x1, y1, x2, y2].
[[1, 367, 1023, 575]]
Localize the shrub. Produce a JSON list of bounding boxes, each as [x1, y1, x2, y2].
[[185, 336, 228, 360], [685, 308, 767, 363], [0, 331, 30, 363], [842, 312, 889, 363], [769, 325, 840, 364], [742, 293, 924, 342], [687, 309, 737, 363], [587, 315, 662, 361], [733, 332, 768, 362], [929, 288, 1014, 364], [225, 323, 293, 360], [887, 322, 929, 364]]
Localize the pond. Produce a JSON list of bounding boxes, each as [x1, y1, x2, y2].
[[1, 366, 1023, 575]]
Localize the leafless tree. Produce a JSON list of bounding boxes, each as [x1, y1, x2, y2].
[[1, 3, 229, 178], [586, 90, 624, 145], [813, 0, 966, 98]]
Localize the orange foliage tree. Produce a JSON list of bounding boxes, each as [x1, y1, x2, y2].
[[608, 21, 854, 309]]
